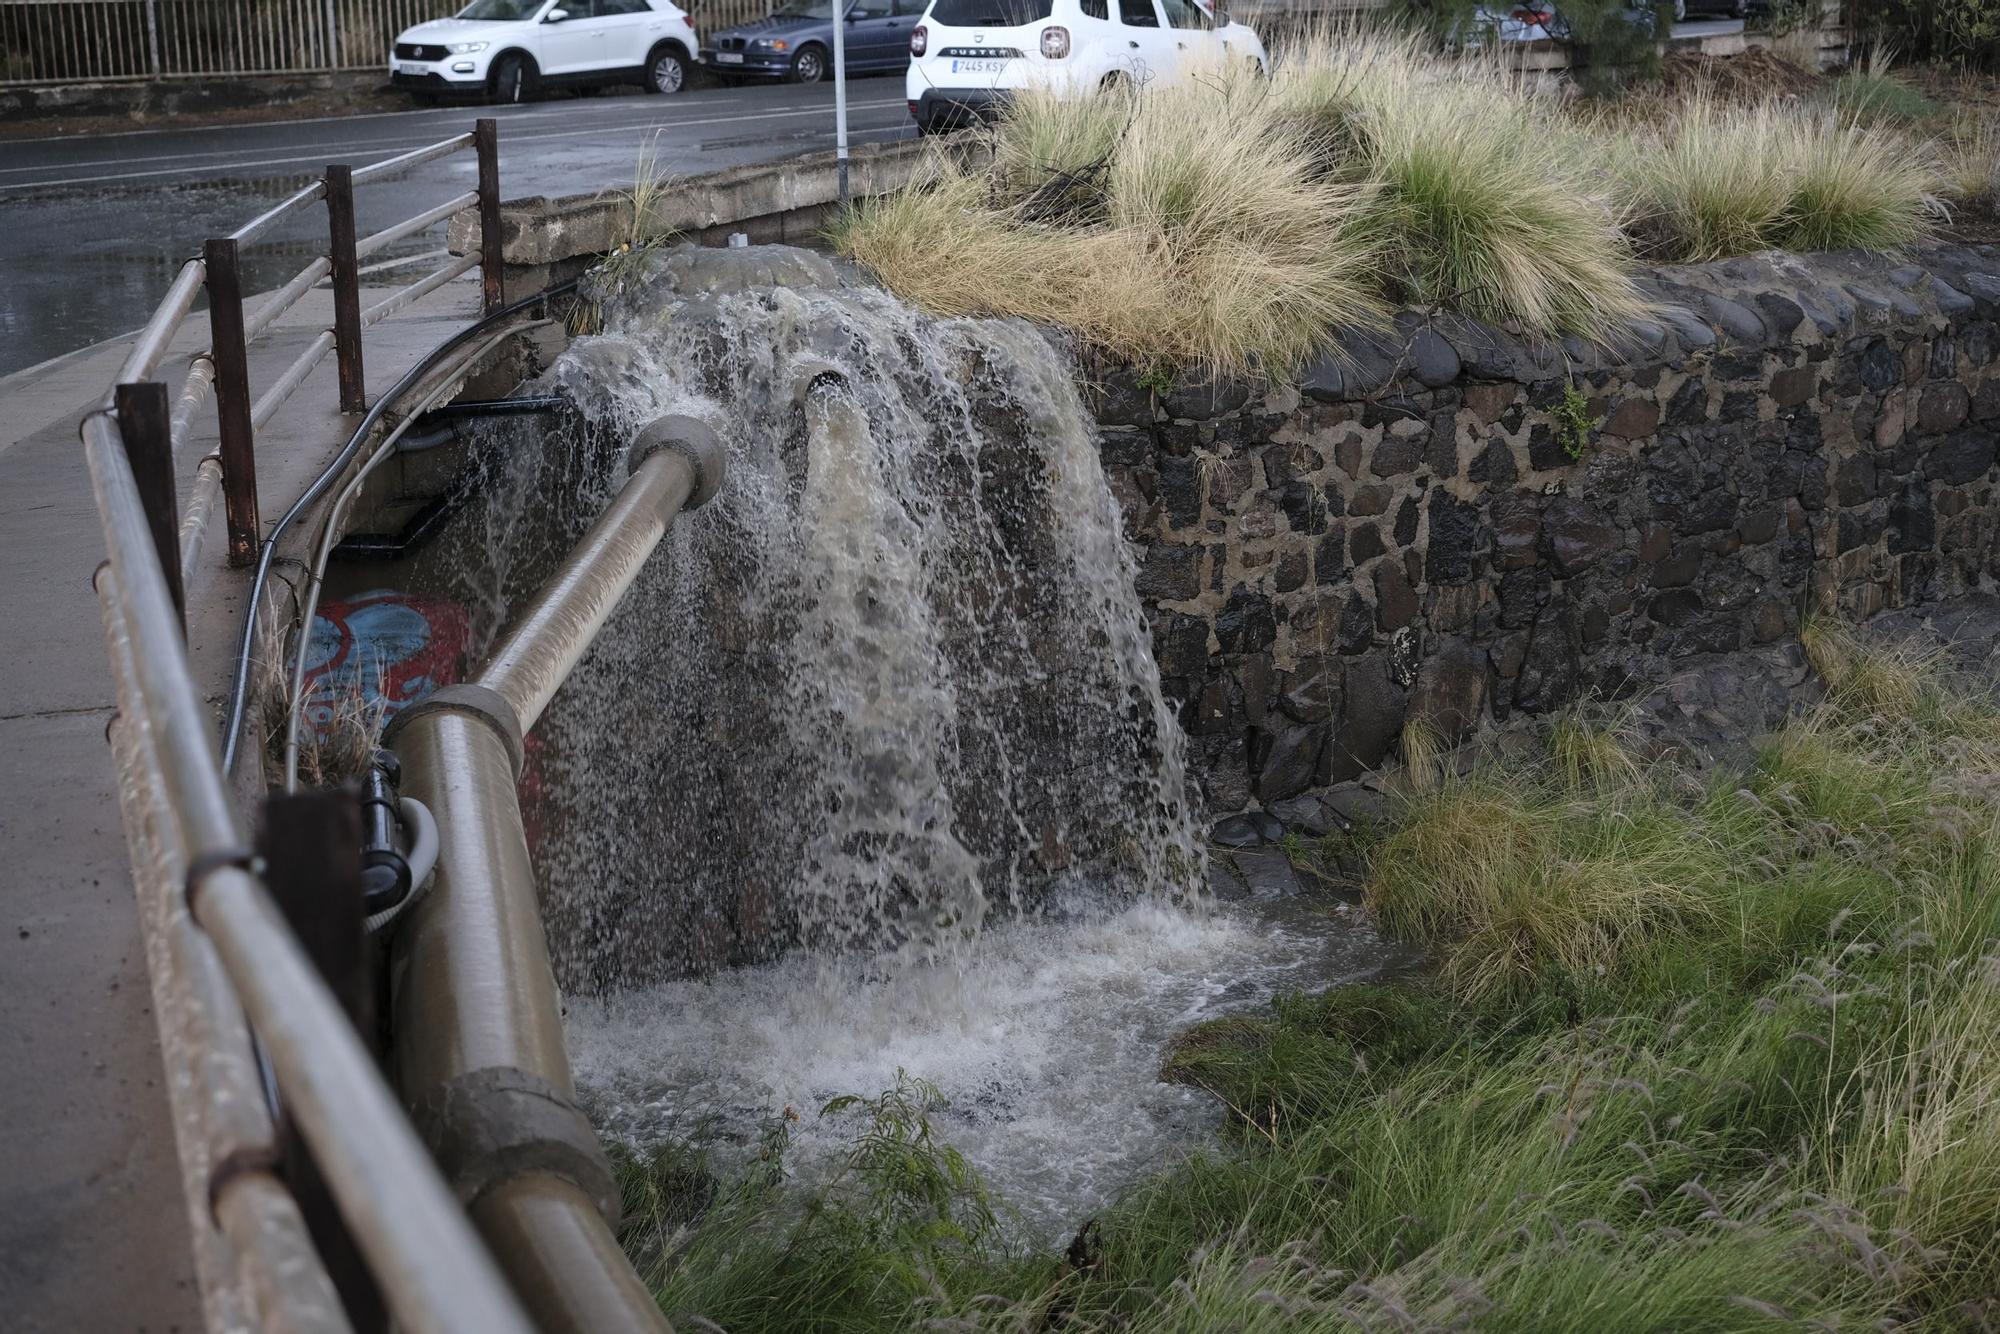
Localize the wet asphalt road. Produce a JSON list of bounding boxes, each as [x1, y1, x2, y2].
[[0, 77, 918, 376]]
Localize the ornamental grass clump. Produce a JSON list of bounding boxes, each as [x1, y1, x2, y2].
[[834, 56, 1387, 377], [1628, 96, 1938, 260], [1271, 30, 1652, 335]]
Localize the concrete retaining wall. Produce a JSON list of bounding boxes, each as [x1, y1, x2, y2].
[[1092, 244, 2000, 813], [448, 137, 980, 299]]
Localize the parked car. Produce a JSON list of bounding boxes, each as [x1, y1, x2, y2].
[[905, 0, 1267, 134], [1676, 0, 1751, 18], [390, 0, 699, 104], [1460, 3, 1660, 45], [701, 0, 921, 84]]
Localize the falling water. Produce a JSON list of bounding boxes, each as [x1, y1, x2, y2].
[[495, 246, 1399, 1228], [534, 246, 1202, 984]]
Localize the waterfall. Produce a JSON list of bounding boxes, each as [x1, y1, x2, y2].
[[532, 245, 1203, 989]]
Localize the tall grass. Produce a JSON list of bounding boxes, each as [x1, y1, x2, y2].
[[1272, 30, 1651, 333], [1627, 96, 1937, 259], [835, 30, 1945, 376], [617, 630, 2000, 1330]]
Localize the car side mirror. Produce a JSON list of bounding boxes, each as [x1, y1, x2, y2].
[[544, 7, 570, 20]]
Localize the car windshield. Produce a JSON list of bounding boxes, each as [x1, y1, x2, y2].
[[929, 0, 1053, 22], [455, 0, 544, 19], [771, 0, 836, 16]]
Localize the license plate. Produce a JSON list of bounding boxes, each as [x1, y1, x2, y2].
[[950, 58, 1008, 73], [396, 62, 428, 74], [716, 51, 745, 63]]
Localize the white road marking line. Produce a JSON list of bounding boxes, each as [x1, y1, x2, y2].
[[0, 98, 779, 176], [0, 89, 785, 146], [0, 99, 907, 193]]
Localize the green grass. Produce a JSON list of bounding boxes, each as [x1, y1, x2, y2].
[[614, 629, 2000, 1330]]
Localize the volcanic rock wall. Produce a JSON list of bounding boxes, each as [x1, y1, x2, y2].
[[1094, 244, 2000, 812]]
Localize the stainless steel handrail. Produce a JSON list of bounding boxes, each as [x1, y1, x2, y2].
[[362, 252, 482, 326], [356, 191, 479, 259], [228, 179, 329, 246], [85, 119, 534, 1334], [351, 132, 475, 186], [84, 405, 535, 1334]]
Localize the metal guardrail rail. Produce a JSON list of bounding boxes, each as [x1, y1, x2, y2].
[[79, 117, 539, 1334]]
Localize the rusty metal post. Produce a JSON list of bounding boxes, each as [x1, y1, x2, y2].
[[474, 119, 504, 315], [326, 165, 367, 414], [258, 789, 388, 1334], [113, 381, 185, 632], [204, 237, 260, 567]]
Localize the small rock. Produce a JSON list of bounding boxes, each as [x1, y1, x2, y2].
[[1702, 294, 1766, 345], [1231, 849, 1303, 897], [1209, 811, 1285, 847], [1270, 792, 1345, 836], [1407, 328, 1461, 387]]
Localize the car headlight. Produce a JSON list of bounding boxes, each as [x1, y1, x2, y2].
[[447, 40, 489, 53], [753, 38, 789, 50]]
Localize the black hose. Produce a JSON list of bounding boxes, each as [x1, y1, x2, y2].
[[218, 278, 581, 776]]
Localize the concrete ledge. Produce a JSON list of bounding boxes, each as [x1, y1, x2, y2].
[[449, 135, 985, 288]]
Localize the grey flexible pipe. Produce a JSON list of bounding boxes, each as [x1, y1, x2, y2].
[[218, 278, 581, 777]]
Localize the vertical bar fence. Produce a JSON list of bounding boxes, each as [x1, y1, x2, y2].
[[0, 0, 782, 87]]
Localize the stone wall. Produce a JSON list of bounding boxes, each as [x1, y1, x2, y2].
[[1092, 244, 2000, 814]]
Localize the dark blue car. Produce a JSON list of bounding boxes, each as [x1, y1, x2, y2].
[[700, 0, 919, 82]]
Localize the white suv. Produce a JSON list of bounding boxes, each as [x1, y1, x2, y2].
[[905, 0, 1265, 132], [391, 0, 699, 104]]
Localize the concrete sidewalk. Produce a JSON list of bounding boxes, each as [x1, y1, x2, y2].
[[0, 273, 486, 1331]]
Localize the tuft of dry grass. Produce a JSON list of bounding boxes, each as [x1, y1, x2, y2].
[[1274, 29, 1652, 334], [1942, 112, 2000, 206], [834, 71, 1387, 377], [1627, 96, 1937, 260]]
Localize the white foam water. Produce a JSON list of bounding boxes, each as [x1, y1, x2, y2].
[[568, 894, 1404, 1238]]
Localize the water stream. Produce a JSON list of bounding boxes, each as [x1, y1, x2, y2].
[[507, 246, 1398, 1229]]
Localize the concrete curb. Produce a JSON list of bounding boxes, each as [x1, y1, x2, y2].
[[447, 134, 987, 296]]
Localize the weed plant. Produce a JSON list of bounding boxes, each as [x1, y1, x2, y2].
[[618, 630, 2000, 1330]]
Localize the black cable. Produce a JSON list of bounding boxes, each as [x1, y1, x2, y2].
[[217, 277, 581, 776]]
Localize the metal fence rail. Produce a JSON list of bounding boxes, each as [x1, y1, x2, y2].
[[82, 117, 539, 1333], [0, 0, 781, 87]]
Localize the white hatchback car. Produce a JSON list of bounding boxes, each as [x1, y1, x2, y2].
[[905, 0, 1264, 132], [391, 0, 699, 104]]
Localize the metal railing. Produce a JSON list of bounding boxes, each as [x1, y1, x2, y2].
[[0, 0, 782, 87], [81, 119, 536, 1333]]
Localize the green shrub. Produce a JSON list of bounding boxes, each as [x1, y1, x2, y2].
[[1832, 69, 1941, 125]]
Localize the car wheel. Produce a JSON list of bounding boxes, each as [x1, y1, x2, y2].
[[647, 45, 687, 94], [490, 54, 535, 104], [790, 45, 826, 83]]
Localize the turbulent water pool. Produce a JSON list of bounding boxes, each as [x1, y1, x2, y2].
[[569, 893, 1403, 1239]]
